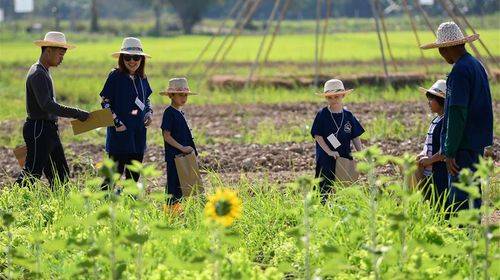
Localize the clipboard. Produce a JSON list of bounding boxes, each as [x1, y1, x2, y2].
[[71, 108, 114, 135], [13, 145, 27, 167]]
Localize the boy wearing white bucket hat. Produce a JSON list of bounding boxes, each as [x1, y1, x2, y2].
[[421, 22, 493, 211], [415, 80, 448, 201], [16, 31, 90, 188], [311, 79, 365, 203], [160, 78, 198, 211]]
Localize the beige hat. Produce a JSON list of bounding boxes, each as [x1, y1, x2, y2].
[[112, 37, 151, 58], [34, 31, 75, 49], [420, 22, 479, 50], [160, 78, 198, 96], [418, 79, 446, 99], [315, 79, 353, 97]]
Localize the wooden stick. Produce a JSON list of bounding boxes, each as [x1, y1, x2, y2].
[[413, 0, 436, 37], [376, 0, 398, 72], [448, 0, 498, 67], [314, 0, 322, 88], [186, 0, 244, 76], [263, 0, 291, 64], [402, 0, 428, 73], [319, 0, 332, 72], [246, 0, 282, 87], [370, 0, 390, 85], [437, 0, 494, 80]]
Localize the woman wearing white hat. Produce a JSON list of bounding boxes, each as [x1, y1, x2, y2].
[[421, 22, 493, 211], [16, 31, 90, 189], [99, 37, 154, 190]]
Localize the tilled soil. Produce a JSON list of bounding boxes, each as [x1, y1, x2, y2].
[[1, 101, 498, 188]]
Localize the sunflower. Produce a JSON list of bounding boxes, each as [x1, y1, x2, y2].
[[205, 188, 242, 227]]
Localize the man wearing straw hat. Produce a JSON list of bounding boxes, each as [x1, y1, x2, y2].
[[16, 32, 90, 188], [421, 22, 493, 211]]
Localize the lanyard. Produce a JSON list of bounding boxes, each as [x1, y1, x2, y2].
[[329, 108, 344, 136], [130, 75, 145, 102], [37, 61, 56, 98]]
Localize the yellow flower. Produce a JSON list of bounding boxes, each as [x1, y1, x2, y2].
[[94, 161, 103, 170], [205, 188, 242, 227]]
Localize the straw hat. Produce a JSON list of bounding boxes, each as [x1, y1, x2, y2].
[[160, 78, 198, 96], [34, 31, 75, 49], [112, 37, 151, 58], [420, 22, 479, 50], [315, 79, 353, 97], [418, 79, 446, 99]]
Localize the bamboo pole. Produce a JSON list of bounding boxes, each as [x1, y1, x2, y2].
[[369, 0, 390, 86], [263, 0, 292, 64], [186, 0, 244, 76], [376, 0, 398, 72], [402, 0, 429, 74], [246, 0, 282, 87]]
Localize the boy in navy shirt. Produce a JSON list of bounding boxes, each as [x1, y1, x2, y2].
[[160, 78, 198, 211], [416, 80, 448, 202], [311, 79, 364, 202]]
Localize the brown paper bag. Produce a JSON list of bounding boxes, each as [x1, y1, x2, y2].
[[13, 145, 27, 167], [71, 108, 114, 135], [174, 152, 202, 196], [335, 157, 359, 184]]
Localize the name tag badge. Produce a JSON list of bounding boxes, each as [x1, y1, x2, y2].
[[327, 133, 341, 149], [135, 97, 145, 111]]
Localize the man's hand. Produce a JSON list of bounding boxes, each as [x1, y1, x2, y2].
[[446, 157, 460, 176], [418, 157, 432, 168], [327, 150, 340, 159], [181, 146, 194, 154], [76, 110, 90, 122], [144, 116, 152, 127]]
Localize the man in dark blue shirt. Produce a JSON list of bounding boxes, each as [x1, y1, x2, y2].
[[421, 22, 493, 211]]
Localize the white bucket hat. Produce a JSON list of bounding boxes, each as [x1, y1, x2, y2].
[[418, 79, 446, 99], [315, 79, 353, 97], [112, 37, 151, 58], [420, 22, 479, 50], [34, 31, 75, 49], [160, 77, 198, 96]]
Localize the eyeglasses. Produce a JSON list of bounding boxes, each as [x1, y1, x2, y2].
[[123, 54, 142, 62]]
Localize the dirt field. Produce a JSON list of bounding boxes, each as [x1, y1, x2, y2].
[[1, 101, 498, 188]]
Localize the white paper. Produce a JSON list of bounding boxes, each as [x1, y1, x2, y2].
[[327, 133, 341, 149], [135, 97, 145, 111]]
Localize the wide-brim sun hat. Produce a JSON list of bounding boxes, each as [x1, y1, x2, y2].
[[418, 79, 446, 99], [160, 77, 198, 96], [34, 31, 75, 49], [315, 79, 354, 97], [421, 22, 479, 50], [112, 37, 151, 58]]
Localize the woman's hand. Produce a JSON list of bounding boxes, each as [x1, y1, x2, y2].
[[116, 124, 127, 132], [181, 146, 194, 154]]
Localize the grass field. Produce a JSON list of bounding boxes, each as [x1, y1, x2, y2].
[[1, 26, 499, 279]]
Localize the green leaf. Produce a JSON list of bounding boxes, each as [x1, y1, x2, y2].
[[125, 233, 149, 245]]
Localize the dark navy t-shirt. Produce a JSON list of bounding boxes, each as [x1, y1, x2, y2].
[[161, 106, 197, 161], [100, 69, 152, 154], [311, 107, 364, 164], [441, 52, 493, 154]]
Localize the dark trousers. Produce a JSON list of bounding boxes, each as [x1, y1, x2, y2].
[[447, 149, 482, 211], [16, 119, 69, 188], [315, 160, 337, 203], [100, 153, 144, 190], [165, 159, 182, 205]]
